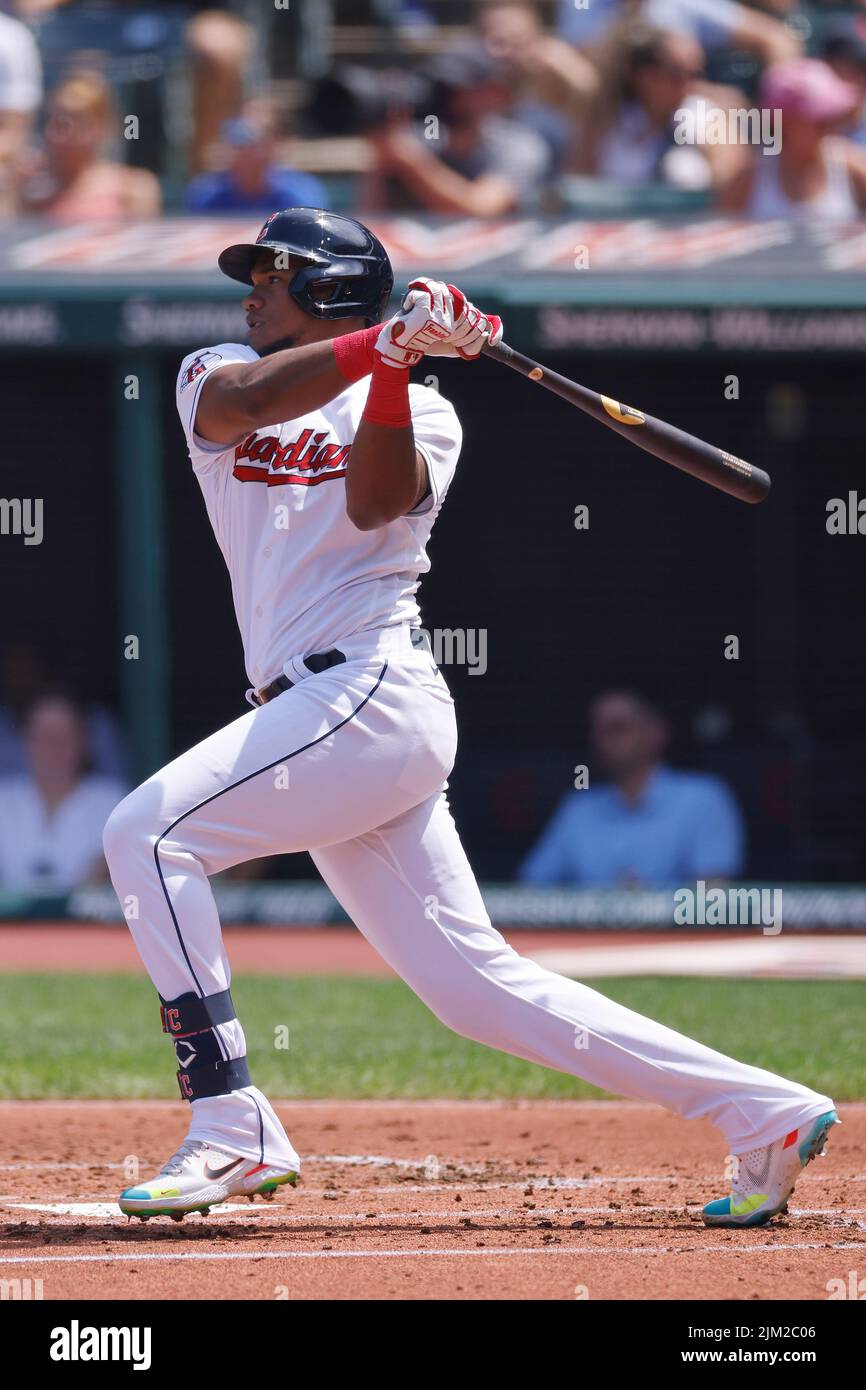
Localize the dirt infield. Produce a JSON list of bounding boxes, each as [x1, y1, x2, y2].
[[2, 926, 862, 1299], [0, 924, 810, 975], [5, 925, 866, 981], [1, 1100, 862, 1301]]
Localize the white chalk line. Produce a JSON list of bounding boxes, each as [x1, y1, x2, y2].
[[3, 1242, 866, 1266], [0, 1154, 463, 1173], [325, 1176, 866, 1194], [2, 1156, 862, 1188], [2, 1201, 608, 1220], [5, 1200, 865, 1227], [0, 1155, 478, 1173]]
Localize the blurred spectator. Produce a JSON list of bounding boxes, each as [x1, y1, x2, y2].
[[19, 69, 162, 220], [476, 0, 600, 173], [720, 59, 866, 219], [12, 1, 253, 179], [0, 2, 42, 215], [185, 7, 254, 177], [821, 15, 866, 147], [186, 100, 327, 213], [363, 42, 551, 214], [557, 0, 799, 68], [519, 690, 744, 887], [0, 693, 126, 892], [576, 26, 751, 194], [0, 642, 128, 780]]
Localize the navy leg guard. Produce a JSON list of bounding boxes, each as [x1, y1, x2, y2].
[[177, 1056, 252, 1101], [158, 989, 251, 1102]]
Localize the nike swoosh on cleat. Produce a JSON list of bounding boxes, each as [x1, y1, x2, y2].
[[203, 1156, 247, 1180]]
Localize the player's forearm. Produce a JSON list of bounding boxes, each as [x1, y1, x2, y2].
[[199, 328, 382, 443], [234, 339, 360, 426], [346, 418, 422, 530], [344, 340, 428, 528]]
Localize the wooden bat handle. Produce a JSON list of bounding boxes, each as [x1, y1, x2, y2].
[[482, 339, 771, 506]]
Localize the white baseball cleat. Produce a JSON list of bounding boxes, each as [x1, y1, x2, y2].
[[702, 1109, 840, 1228], [118, 1137, 299, 1221]]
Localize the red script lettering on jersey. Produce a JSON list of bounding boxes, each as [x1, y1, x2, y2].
[[233, 430, 352, 487]]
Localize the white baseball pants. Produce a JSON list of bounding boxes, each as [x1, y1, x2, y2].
[[103, 625, 833, 1168]]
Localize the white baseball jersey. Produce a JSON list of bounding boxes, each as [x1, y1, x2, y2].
[[103, 341, 833, 1183], [175, 343, 463, 689]]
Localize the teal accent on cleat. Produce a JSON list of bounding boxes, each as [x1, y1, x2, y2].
[[702, 1194, 774, 1228], [702, 1109, 840, 1229], [799, 1110, 839, 1165]]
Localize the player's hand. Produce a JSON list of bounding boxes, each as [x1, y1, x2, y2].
[[374, 278, 456, 368], [422, 283, 504, 361]]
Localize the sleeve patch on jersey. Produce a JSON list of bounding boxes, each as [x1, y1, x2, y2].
[[180, 350, 222, 391]]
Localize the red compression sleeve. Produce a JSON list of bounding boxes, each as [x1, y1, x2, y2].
[[332, 325, 381, 382], [362, 358, 412, 428]]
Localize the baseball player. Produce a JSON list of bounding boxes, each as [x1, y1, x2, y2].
[[104, 208, 837, 1228]]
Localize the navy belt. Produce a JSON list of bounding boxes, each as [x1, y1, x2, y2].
[[252, 648, 346, 706]]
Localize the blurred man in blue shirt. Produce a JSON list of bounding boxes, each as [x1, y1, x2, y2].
[[519, 690, 744, 886], [186, 102, 327, 214]]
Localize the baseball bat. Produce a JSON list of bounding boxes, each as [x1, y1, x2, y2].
[[481, 340, 770, 505]]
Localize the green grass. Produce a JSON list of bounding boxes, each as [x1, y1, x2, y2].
[[0, 972, 861, 1100]]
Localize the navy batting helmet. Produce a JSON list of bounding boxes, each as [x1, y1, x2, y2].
[[218, 207, 394, 326]]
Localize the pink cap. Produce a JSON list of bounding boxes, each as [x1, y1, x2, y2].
[[760, 58, 861, 123]]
